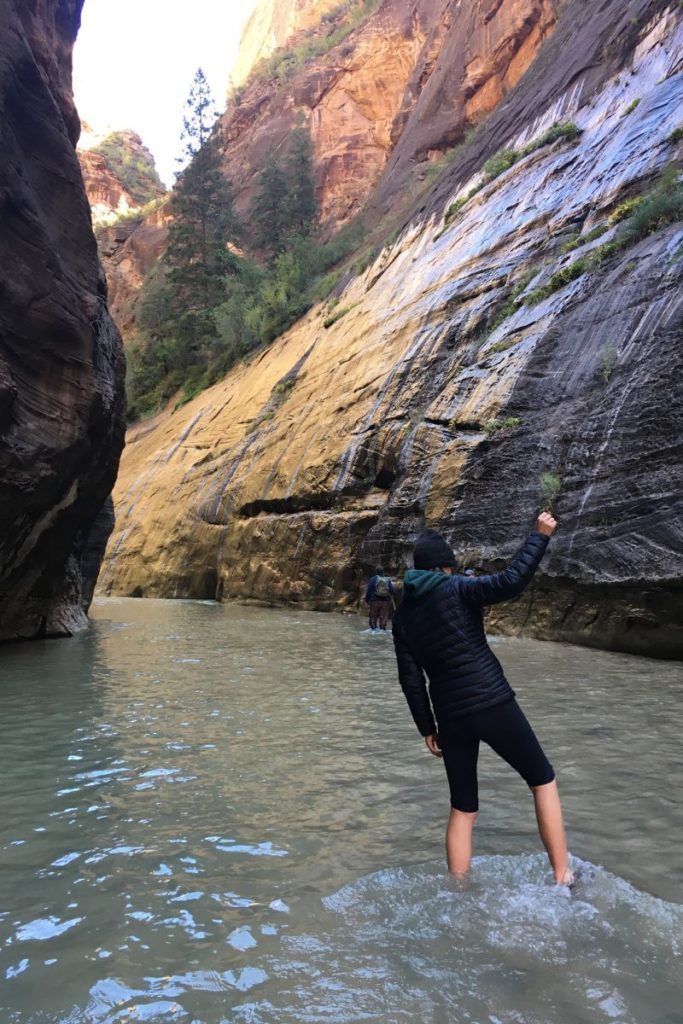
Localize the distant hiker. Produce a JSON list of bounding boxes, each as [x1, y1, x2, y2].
[[392, 515, 573, 885], [365, 567, 395, 631]]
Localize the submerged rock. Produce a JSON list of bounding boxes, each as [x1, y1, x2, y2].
[[0, 0, 126, 640]]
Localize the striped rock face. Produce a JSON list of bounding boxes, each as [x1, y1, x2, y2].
[[0, 0, 126, 640], [102, 2, 683, 659]]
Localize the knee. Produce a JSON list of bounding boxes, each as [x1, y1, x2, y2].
[[531, 775, 557, 794], [449, 808, 478, 823]]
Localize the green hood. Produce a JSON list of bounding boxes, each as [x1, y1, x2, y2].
[[402, 569, 449, 599]]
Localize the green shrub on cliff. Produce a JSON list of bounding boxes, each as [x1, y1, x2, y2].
[[483, 123, 581, 182], [93, 132, 165, 205], [484, 416, 521, 435], [250, 0, 379, 88], [484, 149, 518, 180], [524, 164, 682, 306], [621, 98, 641, 117], [539, 472, 562, 511], [442, 123, 582, 229]]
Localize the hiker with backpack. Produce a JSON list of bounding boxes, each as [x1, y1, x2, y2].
[[365, 568, 395, 630]]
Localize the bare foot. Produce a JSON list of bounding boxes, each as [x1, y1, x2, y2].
[[555, 867, 575, 887]]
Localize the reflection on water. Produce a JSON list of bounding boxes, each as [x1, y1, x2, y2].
[[0, 598, 681, 1022]]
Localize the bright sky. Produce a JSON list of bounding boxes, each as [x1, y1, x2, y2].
[[73, 0, 258, 186]]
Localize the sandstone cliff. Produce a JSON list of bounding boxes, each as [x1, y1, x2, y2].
[[232, 0, 343, 87], [78, 124, 166, 226], [222, 0, 558, 228], [76, 125, 169, 338], [96, 203, 171, 339], [0, 0, 126, 639], [95, 0, 559, 342], [101, 0, 683, 659]]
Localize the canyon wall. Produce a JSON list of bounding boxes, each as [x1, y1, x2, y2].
[[101, 1, 683, 658], [94, 0, 560, 341], [231, 0, 343, 88], [0, 0, 126, 639], [96, 203, 171, 339], [78, 124, 165, 226], [222, 0, 558, 228]]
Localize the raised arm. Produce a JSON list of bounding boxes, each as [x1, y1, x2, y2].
[[461, 513, 556, 607], [392, 621, 436, 737]]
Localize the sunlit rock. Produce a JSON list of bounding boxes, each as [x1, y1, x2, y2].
[[102, 3, 683, 658]]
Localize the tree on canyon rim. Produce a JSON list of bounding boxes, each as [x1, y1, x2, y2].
[[287, 118, 317, 236], [163, 68, 241, 358], [129, 85, 322, 417], [251, 116, 317, 257]]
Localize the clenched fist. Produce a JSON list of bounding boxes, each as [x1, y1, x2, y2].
[[536, 511, 557, 536]]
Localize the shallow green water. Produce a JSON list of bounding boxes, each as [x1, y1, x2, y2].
[[0, 599, 681, 1022]]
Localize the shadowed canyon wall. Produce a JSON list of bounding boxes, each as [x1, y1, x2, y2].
[[0, 0, 126, 639], [101, 0, 683, 659]]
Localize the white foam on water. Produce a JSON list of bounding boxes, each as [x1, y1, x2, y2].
[[244, 854, 682, 1024]]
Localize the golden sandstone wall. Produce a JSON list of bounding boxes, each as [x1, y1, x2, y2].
[[101, 2, 683, 658]]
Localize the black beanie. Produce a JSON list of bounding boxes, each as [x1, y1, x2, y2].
[[413, 528, 456, 569]]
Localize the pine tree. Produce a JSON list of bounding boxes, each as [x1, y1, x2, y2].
[[165, 69, 240, 351], [250, 149, 291, 258], [286, 122, 317, 235]]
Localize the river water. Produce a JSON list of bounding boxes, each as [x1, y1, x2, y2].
[[0, 599, 681, 1023]]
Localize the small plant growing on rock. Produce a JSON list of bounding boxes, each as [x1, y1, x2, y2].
[[539, 471, 562, 511], [484, 149, 518, 180], [487, 338, 519, 355], [608, 196, 645, 226], [484, 416, 521, 435], [600, 344, 617, 382], [667, 126, 683, 144], [520, 122, 581, 155], [621, 98, 641, 116], [445, 198, 467, 222], [323, 303, 357, 328], [272, 377, 295, 397]]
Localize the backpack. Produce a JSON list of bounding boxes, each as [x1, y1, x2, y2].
[[374, 575, 390, 598]]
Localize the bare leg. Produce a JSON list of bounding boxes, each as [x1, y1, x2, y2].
[[446, 809, 477, 876], [532, 779, 572, 884]]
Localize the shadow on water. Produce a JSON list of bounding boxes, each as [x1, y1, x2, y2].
[[0, 599, 681, 1022]]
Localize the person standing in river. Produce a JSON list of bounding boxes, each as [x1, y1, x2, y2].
[[392, 514, 573, 885], [364, 567, 395, 630]]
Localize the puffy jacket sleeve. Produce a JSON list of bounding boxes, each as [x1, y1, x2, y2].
[[365, 577, 375, 602], [461, 531, 549, 607], [392, 618, 436, 736]]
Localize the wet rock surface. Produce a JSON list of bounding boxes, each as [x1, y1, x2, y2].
[[102, 3, 683, 658], [0, 0, 126, 640]]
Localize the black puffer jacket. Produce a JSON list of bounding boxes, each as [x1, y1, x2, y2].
[[392, 532, 549, 735]]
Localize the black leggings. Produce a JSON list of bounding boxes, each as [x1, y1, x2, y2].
[[438, 698, 555, 812]]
